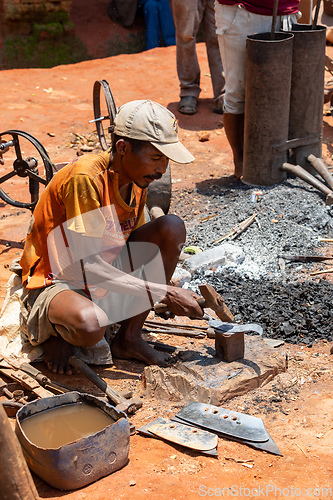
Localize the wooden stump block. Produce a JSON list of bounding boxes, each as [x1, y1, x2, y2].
[[144, 335, 287, 405]]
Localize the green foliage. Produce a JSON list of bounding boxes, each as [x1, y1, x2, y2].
[[1, 9, 88, 69], [2, 30, 90, 69]]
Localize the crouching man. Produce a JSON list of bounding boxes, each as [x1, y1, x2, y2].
[[19, 100, 203, 375]]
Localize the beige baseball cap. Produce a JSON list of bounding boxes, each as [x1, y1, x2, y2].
[[113, 100, 195, 164]]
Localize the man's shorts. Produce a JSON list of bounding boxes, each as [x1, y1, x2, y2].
[[20, 283, 89, 346], [20, 241, 167, 346]]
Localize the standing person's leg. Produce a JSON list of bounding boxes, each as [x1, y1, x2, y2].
[[215, 3, 278, 179], [172, 0, 202, 114], [111, 214, 185, 365], [158, 0, 176, 47], [140, 0, 161, 50], [214, 3, 248, 179], [201, 0, 225, 113], [222, 112, 245, 179]]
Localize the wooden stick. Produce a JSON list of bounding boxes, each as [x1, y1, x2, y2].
[[318, 238, 333, 242], [200, 214, 218, 222], [230, 214, 257, 240], [214, 214, 257, 244], [310, 267, 333, 276]]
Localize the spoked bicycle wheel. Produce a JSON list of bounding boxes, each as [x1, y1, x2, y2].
[[0, 130, 54, 211], [92, 80, 117, 151]]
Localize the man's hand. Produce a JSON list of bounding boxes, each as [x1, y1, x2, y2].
[[160, 286, 204, 318]]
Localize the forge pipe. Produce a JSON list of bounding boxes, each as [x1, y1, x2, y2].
[[242, 32, 294, 186], [281, 162, 333, 205], [307, 154, 333, 190], [287, 24, 326, 169]]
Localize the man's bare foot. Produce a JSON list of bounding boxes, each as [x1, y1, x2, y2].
[[43, 335, 75, 375], [111, 328, 171, 366]]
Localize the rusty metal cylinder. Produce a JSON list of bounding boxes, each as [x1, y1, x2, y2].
[[287, 25, 326, 169], [242, 32, 294, 186]]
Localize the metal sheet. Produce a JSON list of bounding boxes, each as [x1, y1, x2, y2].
[[175, 402, 269, 443], [138, 417, 218, 455], [170, 416, 282, 456], [209, 320, 263, 336]]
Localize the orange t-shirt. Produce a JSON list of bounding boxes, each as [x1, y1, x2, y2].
[[20, 151, 147, 289]]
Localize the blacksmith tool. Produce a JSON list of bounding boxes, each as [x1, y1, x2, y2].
[[154, 283, 240, 361], [145, 318, 212, 332], [68, 355, 142, 415], [19, 362, 81, 395], [154, 283, 234, 323], [278, 254, 332, 263], [143, 325, 206, 338], [0, 359, 54, 399], [210, 320, 263, 362]]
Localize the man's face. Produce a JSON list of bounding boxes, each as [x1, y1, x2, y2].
[[119, 141, 169, 189]]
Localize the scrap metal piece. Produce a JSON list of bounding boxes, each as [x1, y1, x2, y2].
[[277, 254, 332, 263], [209, 320, 263, 336], [174, 402, 269, 443], [138, 417, 218, 456], [170, 416, 282, 456]]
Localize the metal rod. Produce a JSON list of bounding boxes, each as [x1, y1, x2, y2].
[[0, 140, 14, 150], [88, 115, 108, 123], [271, 0, 279, 41], [0, 170, 17, 184], [312, 0, 322, 29], [145, 319, 210, 330]]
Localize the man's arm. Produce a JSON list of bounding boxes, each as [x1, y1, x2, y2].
[[82, 252, 203, 318]]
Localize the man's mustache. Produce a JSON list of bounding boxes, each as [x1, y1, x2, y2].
[[145, 173, 163, 180]]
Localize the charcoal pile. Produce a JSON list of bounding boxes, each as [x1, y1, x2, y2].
[[211, 273, 332, 346], [174, 176, 333, 345]]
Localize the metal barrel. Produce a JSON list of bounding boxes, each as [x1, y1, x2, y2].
[[287, 24, 326, 170], [242, 32, 294, 186]]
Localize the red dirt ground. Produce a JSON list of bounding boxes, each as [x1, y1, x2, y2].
[[0, 8, 333, 499]]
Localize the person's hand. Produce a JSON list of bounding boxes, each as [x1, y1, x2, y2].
[[160, 286, 204, 318]]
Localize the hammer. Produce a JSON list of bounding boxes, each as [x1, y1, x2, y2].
[[68, 356, 142, 415], [154, 283, 234, 323]]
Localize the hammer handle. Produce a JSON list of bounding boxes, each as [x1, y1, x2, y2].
[[69, 356, 124, 405], [154, 297, 207, 316]]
